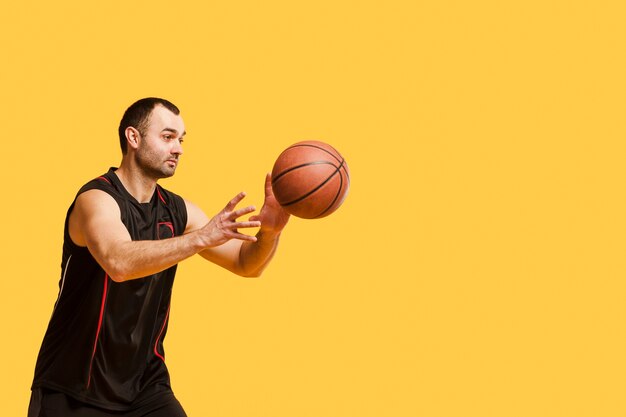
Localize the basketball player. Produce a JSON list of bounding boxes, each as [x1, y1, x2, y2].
[[28, 98, 290, 416]]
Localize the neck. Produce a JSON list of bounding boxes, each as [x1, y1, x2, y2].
[[114, 160, 158, 203]]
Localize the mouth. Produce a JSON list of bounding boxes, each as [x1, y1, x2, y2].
[[166, 159, 178, 167]]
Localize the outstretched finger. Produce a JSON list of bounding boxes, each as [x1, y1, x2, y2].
[[232, 220, 262, 229], [264, 173, 274, 196], [228, 232, 258, 242], [224, 192, 247, 211], [229, 205, 257, 220]]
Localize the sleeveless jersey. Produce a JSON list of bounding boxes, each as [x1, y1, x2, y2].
[[31, 168, 188, 411]]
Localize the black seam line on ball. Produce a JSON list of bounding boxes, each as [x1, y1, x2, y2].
[[314, 166, 345, 218], [281, 143, 350, 183], [272, 161, 338, 184], [282, 159, 346, 207], [287, 144, 342, 164]]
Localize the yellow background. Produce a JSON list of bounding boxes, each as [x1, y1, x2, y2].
[[1, 1, 625, 416]]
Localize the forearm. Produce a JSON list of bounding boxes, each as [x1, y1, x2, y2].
[[237, 229, 282, 277], [101, 232, 203, 282]]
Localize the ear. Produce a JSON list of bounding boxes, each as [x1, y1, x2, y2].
[[125, 127, 141, 150]]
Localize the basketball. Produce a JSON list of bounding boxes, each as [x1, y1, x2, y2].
[[271, 140, 350, 219]]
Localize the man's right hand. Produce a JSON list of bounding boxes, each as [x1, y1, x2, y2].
[[195, 192, 261, 248]]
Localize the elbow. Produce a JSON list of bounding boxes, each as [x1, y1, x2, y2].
[[239, 270, 263, 278], [93, 246, 131, 282], [104, 262, 131, 283], [107, 270, 127, 283], [108, 273, 127, 283], [234, 259, 264, 278], [237, 266, 263, 278]]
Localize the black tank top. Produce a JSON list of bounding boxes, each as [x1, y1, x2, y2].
[[31, 168, 188, 411]]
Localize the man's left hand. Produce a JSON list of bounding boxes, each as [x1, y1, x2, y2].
[[249, 173, 290, 234]]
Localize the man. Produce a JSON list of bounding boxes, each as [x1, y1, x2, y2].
[[29, 98, 290, 416]]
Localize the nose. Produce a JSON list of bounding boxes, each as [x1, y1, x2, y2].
[[172, 139, 183, 156]]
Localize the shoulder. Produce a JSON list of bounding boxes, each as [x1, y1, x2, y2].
[[69, 188, 122, 247], [72, 172, 123, 214], [74, 189, 121, 219], [77, 172, 124, 204]]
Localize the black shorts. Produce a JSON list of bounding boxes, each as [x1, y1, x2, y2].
[[28, 388, 187, 417]]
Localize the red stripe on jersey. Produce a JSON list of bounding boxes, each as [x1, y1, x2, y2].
[[97, 176, 111, 184], [154, 304, 170, 362], [87, 273, 109, 389], [158, 222, 174, 238], [156, 187, 166, 204]]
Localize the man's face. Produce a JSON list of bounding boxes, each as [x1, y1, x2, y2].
[[135, 105, 186, 179]]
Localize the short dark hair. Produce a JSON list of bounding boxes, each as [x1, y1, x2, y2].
[[118, 97, 180, 154]]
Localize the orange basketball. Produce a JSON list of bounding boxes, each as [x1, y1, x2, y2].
[[271, 141, 350, 219]]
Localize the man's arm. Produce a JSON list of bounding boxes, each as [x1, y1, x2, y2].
[[69, 189, 261, 282], [188, 173, 290, 277]]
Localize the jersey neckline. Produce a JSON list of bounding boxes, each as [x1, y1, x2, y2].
[[106, 167, 160, 207]]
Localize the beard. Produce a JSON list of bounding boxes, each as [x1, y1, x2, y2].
[[135, 145, 178, 179]]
